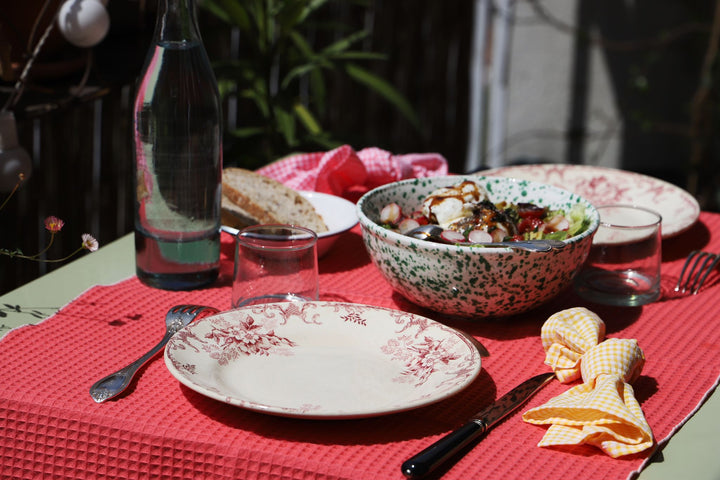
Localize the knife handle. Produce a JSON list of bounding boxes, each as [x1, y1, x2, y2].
[[401, 420, 486, 479]]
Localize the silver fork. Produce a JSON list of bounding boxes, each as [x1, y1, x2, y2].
[[89, 304, 219, 403], [675, 251, 720, 295]]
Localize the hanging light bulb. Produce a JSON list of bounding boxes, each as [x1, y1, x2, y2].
[[0, 111, 33, 193], [57, 0, 110, 48]]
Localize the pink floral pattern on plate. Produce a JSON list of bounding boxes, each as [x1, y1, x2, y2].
[[165, 302, 482, 419], [382, 334, 461, 386], [203, 317, 296, 365], [479, 164, 700, 238]]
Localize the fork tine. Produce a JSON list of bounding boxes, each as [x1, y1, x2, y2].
[[692, 254, 720, 294], [675, 251, 720, 294], [170, 305, 197, 314], [687, 252, 710, 292], [676, 251, 700, 293], [687, 253, 713, 292], [676, 251, 697, 293]]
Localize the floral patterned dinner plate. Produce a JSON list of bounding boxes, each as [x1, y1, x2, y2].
[[478, 164, 700, 238], [164, 302, 482, 419]]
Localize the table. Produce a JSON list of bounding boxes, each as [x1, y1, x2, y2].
[[2, 217, 720, 479]]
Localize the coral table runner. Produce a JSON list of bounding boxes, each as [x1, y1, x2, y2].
[[1, 213, 720, 479]]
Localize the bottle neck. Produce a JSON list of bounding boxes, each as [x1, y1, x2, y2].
[[154, 0, 201, 44]]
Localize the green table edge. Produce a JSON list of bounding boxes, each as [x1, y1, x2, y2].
[[0, 233, 135, 336]]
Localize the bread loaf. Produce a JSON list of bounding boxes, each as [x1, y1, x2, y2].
[[221, 168, 328, 233]]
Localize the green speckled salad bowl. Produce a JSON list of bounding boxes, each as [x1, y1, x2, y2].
[[356, 176, 600, 318]]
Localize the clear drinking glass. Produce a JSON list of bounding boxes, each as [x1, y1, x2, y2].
[[232, 225, 319, 308]]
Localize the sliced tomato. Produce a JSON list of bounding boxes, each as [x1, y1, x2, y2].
[[517, 203, 546, 219], [410, 213, 430, 225], [518, 217, 544, 233]]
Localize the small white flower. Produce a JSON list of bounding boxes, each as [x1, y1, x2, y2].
[[81, 234, 99, 252]]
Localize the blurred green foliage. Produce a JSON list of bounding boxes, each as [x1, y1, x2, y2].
[[201, 0, 419, 168]]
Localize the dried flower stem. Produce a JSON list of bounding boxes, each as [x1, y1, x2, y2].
[[0, 174, 24, 211], [2, 232, 56, 260], [15, 243, 89, 263], [1, 0, 59, 112]]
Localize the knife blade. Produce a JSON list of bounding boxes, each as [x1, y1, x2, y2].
[[401, 372, 555, 479]]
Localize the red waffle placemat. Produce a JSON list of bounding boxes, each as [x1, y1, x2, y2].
[[2, 214, 720, 480]]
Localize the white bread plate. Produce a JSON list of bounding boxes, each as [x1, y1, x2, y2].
[[222, 191, 358, 258]]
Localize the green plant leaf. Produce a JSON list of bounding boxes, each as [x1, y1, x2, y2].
[[216, 79, 236, 99], [213, 59, 263, 82], [309, 68, 327, 115], [202, 0, 251, 30], [296, 0, 334, 24], [274, 106, 298, 146], [304, 133, 343, 151], [282, 31, 334, 89], [344, 62, 420, 130], [293, 103, 323, 135], [245, 0, 270, 52], [228, 126, 267, 138], [276, 1, 308, 30], [238, 84, 271, 118], [282, 62, 329, 89], [328, 51, 386, 61], [200, 0, 230, 23], [288, 30, 316, 59], [322, 30, 369, 55]]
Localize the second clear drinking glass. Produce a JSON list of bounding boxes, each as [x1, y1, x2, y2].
[[574, 205, 662, 306]]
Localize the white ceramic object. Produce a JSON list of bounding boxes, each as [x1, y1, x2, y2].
[[356, 176, 600, 318], [164, 301, 481, 419], [222, 191, 358, 258], [57, 0, 110, 48], [0, 111, 32, 192], [478, 164, 700, 238]]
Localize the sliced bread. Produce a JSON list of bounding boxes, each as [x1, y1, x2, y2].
[[221, 168, 328, 233]]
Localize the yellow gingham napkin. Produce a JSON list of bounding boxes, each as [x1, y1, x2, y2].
[[522, 307, 654, 457]]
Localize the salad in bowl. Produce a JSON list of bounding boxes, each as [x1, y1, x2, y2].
[[378, 179, 591, 246]]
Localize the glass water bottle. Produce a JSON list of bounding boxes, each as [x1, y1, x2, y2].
[[133, 0, 222, 290]]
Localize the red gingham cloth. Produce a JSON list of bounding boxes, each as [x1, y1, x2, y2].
[[1, 213, 720, 479], [256, 145, 448, 201]]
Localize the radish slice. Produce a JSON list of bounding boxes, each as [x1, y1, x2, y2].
[[380, 203, 403, 225], [468, 229, 493, 244], [550, 216, 570, 231], [440, 230, 466, 243], [398, 218, 420, 234]]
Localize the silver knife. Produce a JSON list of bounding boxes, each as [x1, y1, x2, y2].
[[401, 372, 555, 479]]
